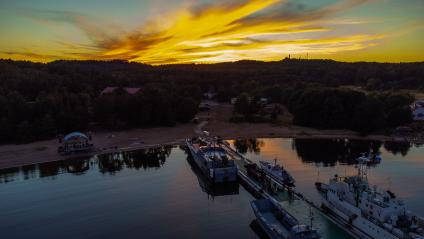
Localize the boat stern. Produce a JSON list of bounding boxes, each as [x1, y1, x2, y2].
[[212, 166, 238, 183]]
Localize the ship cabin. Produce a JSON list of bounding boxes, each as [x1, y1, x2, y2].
[[58, 132, 93, 155], [357, 189, 407, 226], [328, 175, 408, 226]]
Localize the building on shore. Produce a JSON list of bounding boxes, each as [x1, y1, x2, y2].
[[58, 132, 94, 155], [100, 87, 141, 95], [411, 100, 424, 121]]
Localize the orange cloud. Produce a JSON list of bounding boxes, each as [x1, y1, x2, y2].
[[95, 0, 381, 64], [3, 0, 385, 64]]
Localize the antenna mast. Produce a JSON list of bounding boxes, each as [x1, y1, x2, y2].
[[357, 156, 368, 181]]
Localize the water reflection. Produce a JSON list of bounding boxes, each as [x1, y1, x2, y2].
[[0, 138, 422, 239], [292, 139, 384, 166], [383, 141, 411, 156], [186, 154, 239, 199], [230, 138, 415, 167], [38, 158, 91, 177], [0, 147, 258, 239], [98, 146, 172, 173], [66, 159, 90, 174], [21, 164, 37, 180], [38, 161, 61, 177], [249, 220, 269, 239], [292, 139, 417, 166], [233, 139, 265, 154], [0, 146, 173, 183], [0, 167, 20, 183]]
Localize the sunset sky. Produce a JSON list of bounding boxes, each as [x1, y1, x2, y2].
[[0, 0, 423, 64]]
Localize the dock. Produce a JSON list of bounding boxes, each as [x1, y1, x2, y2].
[[221, 143, 358, 239]]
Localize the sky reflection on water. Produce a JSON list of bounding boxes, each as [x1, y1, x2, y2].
[[1, 138, 423, 239], [232, 138, 424, 215]]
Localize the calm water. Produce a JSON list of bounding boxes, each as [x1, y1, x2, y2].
[[233, 138, 424, 214], [1, 139, 423, 239]]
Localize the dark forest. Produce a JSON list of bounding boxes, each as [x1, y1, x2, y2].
[[1, 58, 422, 143]]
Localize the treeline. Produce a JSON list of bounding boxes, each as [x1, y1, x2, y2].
[[286, 87, 413, 133], [94, 85, 200, 128], [232, 86, 413, 133], [1, 59, 424, 100], [0, 59, 422, 143], [0, 91, 91, 143], [0, 59, 204, 143], [0, 87, 200, 143]]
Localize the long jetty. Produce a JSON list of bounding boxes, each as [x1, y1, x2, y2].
[[221, 142, 360, 239]]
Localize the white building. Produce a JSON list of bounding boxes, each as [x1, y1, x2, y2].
[[413, 107, 424, 121], [411, 100, 424, 121]]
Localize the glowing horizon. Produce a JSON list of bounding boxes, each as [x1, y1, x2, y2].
[[0, 0, 423, 64]]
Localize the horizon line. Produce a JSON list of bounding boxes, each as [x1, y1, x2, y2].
[[1, 57, 424, 66]]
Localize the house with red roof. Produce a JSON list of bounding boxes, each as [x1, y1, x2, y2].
[[100, 87, 141, 95]]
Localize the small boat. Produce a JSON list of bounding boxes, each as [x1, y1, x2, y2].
[[259, 160, 295, 187], [251, 199, 321, 239]]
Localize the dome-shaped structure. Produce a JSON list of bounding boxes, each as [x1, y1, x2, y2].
[[58, 132, 93, 155], [63, 132, 89, 142]]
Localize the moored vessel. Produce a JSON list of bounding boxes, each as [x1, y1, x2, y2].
[[260, 159, 295, 187], [251, 198, 321, 239], [315, 156, 424, 239], [186, 136, 238, 183], [186, 153, 239, 197], [244, 162, 265, 181]]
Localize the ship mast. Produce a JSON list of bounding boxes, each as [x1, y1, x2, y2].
[[309, 206, 314, 229], [357, 154, 369, 181], [355, 154, 369, 206]]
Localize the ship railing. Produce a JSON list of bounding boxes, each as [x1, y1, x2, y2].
[[416, 217, 424, 227], [330, 200, 357, 218]]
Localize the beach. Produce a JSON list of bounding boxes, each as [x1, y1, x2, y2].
[[0, 104, 395, 170]]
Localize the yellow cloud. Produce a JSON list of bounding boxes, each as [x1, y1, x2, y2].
[[2, 0, 390, 64], [96, 0, 382, 64]]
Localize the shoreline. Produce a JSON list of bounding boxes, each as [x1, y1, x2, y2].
[[0, 122, 406, 170], [0, 103, 415, 170]]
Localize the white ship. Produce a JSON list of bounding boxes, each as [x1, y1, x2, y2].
[[315, 156, 424, 239]]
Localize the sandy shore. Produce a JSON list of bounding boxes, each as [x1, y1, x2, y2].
[[0, 104, 398, 170]]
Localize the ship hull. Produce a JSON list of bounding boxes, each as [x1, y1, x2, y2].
[[251, 200, 289, 239], [186, 141, 237, 183], [255, 214, 284, 239], [317, 184, 400, 239], [260, 162, 295, 187]]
